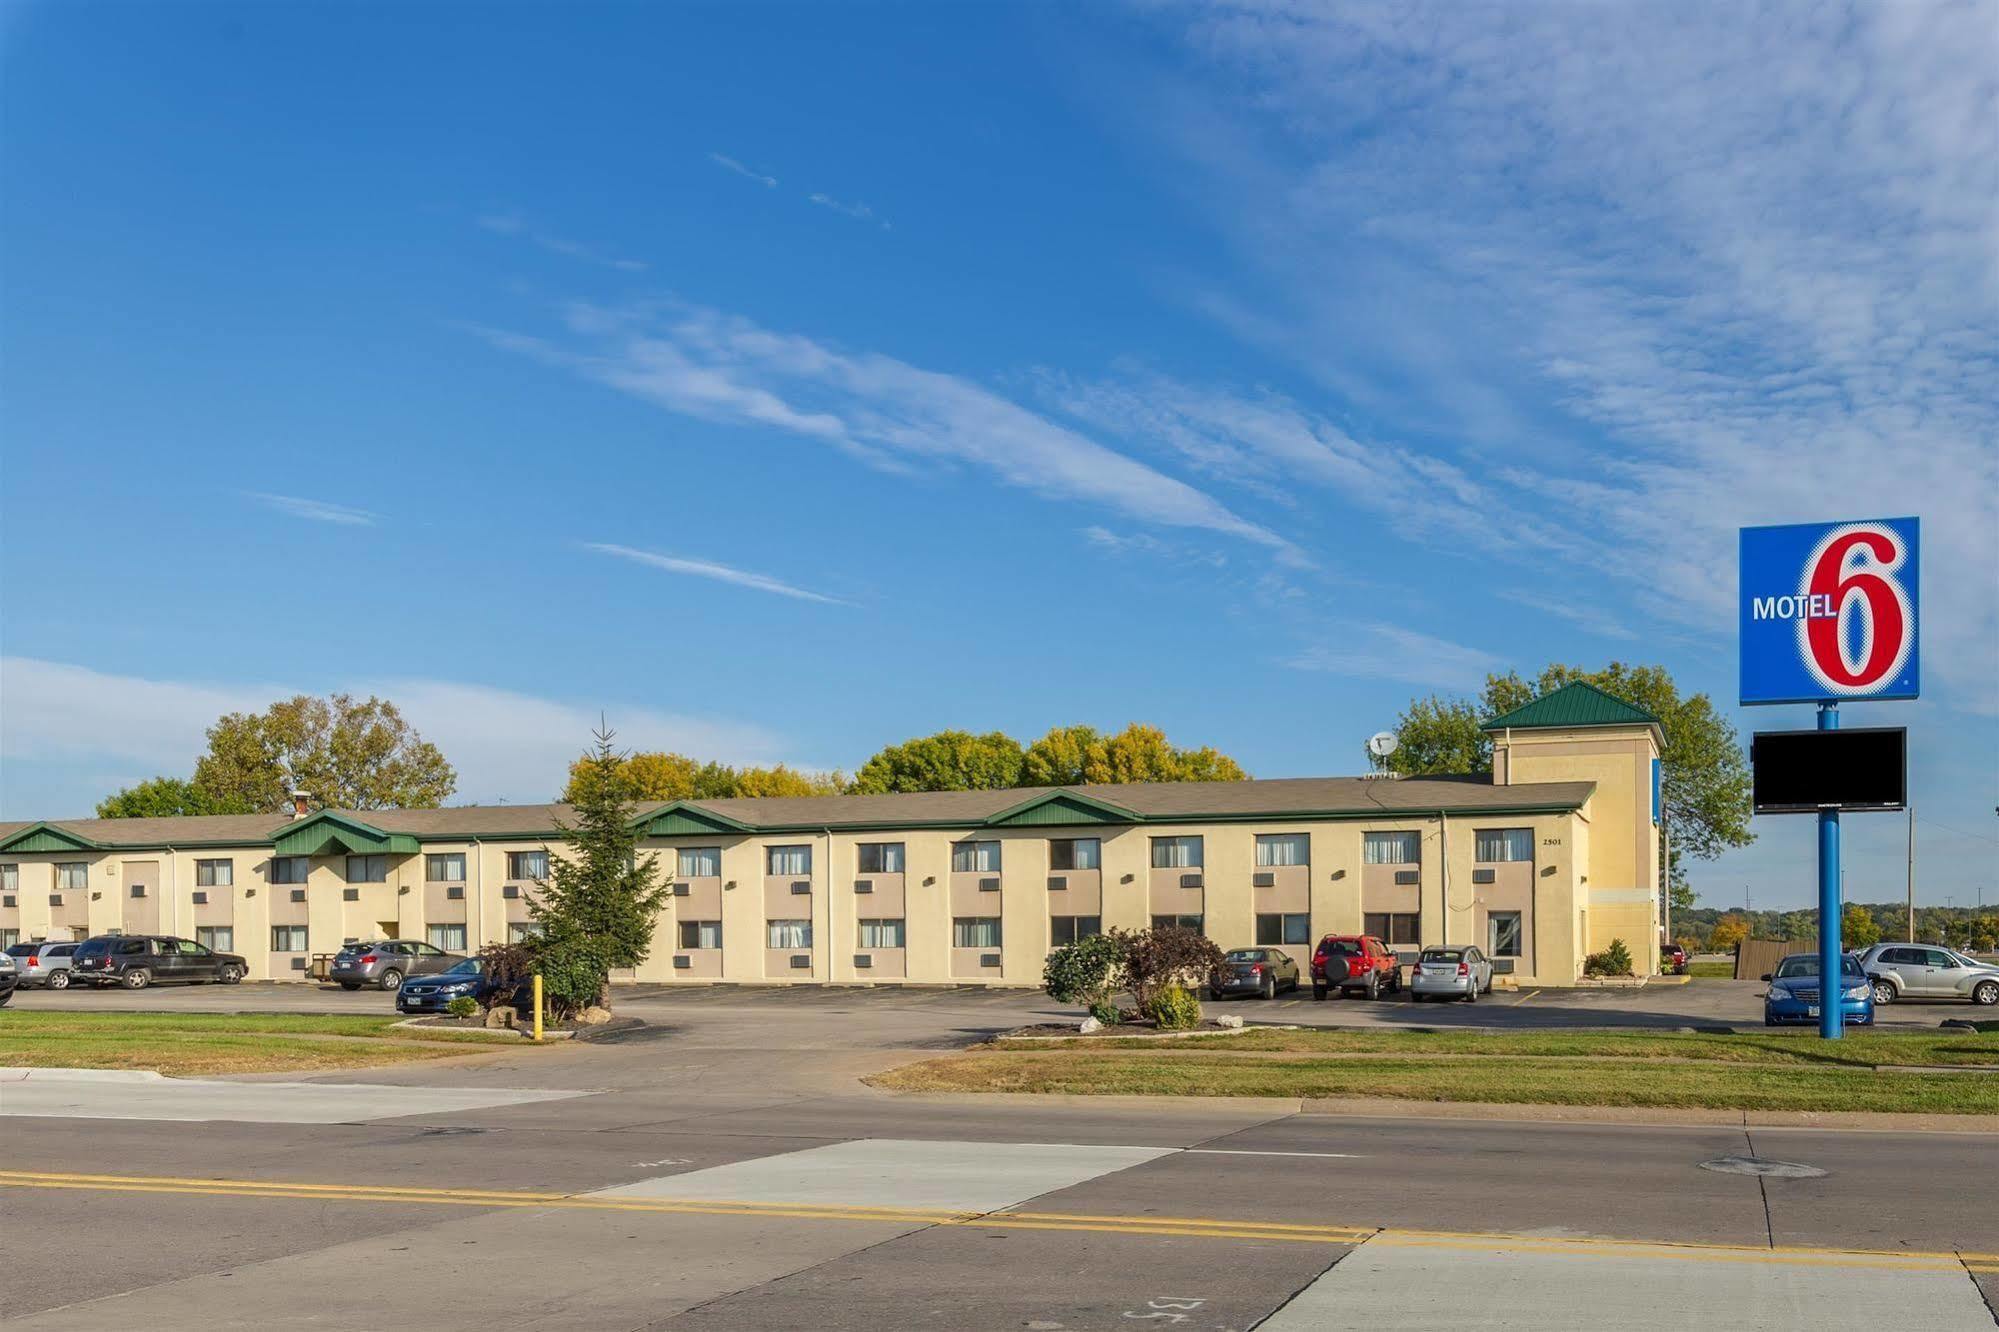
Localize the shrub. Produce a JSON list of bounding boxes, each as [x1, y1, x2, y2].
[[533, 935, 611, 1021], [445, 996, 479, 1020], [1144, 985, 1202, 1030], [1087, 1001, 1122, 1027], [1584, 938, 1636, 977], [1113, 926, 1227, 1009], [1043, 934, 1128, 1012], [476, 942, 536, 1010]]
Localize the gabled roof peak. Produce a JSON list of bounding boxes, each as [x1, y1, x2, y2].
[[1481, 680, 1662, 733]]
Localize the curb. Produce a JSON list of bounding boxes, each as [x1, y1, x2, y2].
[[0, 1067, 169, 1083]]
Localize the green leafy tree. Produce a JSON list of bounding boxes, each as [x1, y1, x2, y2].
[[1708, 914, 1750, 952], [1388, 662, 1752, 878], [1021, 723, 1249, 788], [1841, 902, 1882, 949], [192, 694, 455, 812], [1041, 934, 1128, 1019], [527, 727, 671, 1016], [96, 776, 254, 819], [1020, 725, 1102, 786], [852, 730, 1026, 793], [560, 752, 844, 804]]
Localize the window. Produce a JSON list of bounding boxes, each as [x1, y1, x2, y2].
[[427, 924, 468, 952], [1488, 911, 1523, 958], [858, 918, 906, 949], [1364, 912, 1421, 946], [1150, 913, 1205, 933], [508, 921, 544, 944], [766, 845, 812, 876], [56, 862, 89, 890], [953, 917, 1002, 948], [855, 842, 905, 874], [0, 865, 15, 892], [345, 855, 387, 883], [0, 930, 17, 949], [270, 925, 309, 952], [1256, 912, 1312, 946], [1048, 838, 1100, 871], [677, 920, 722, 950], [426, 853, 466, 883], [1150, 836, 1203, 869], [1049, 915, 1102, 946], [269, 856, 310, 885], [507, 850, 549, 880], [950, 840, 1000, 873], [1255, 834, 1310, 868], [1362, 832, 1421, 865], [196, 927, 234, 953], [766, 919, 812, 949], [677, 846, 722, 878], [1474, 828, 1534, 863], [194, 858, 233, 887]]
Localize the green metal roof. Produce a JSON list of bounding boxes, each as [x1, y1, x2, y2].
[[271, 812, 421, 858], [983, 790, 1143, 827], [1481, 681, 1662, 733], [0, 822, 103, 854]]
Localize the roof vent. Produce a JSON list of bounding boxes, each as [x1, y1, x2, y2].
[[290, 790, 311, 820]]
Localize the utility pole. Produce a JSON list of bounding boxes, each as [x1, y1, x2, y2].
[[1907, 803, 1916, 942]]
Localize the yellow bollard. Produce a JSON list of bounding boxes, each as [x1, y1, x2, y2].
[[532, 973, 544, 1043]]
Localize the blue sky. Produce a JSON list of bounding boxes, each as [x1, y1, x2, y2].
[[3, 2, 1994, 910]]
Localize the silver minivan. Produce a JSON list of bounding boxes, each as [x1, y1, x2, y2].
[[1853, 944, 1999, 1007], [4, 940, 80, 989], [328, 940, 463, 991]]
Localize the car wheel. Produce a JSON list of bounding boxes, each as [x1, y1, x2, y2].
[[0, 989, 11, 1007], [122, 968, 151, 990], [1973, 980, 1999, 1007], [1463, 980, 1478, 1003], [340, 982, 361, 991], [378, 969, 405, 992], [1871, 978, 1896, 1006], [1261, 976, 1277, 1000], [1312, 983, 1327, 1001], [47, 971, 70, 990], [219, 965, 243, 985], [1363, 972, 1381, 1001], [1764, 1017, 1777, 1027]]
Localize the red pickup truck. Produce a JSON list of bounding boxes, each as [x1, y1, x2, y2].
[[1311, 934, 1403, 1001]]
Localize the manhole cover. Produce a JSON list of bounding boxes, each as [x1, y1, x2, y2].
[[1698, 1155, 1825, 1179]]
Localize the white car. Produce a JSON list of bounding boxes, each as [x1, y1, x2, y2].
[[1853, 944, 1999, 1007]]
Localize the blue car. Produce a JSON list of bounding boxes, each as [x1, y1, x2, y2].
[[1763, 952, 1874, 1027], [395, 957, 531, 1015]]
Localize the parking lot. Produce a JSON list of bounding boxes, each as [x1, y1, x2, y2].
[[5, 972, 1983, 1033]]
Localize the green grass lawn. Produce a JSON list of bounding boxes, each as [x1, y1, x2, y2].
[[1685, 961, 1736, 978], [0, 1012, 529, 1076], [870, 1026, 1999, 1114]]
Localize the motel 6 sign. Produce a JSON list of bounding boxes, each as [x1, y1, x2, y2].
[[1739, 518, 1920, 706]]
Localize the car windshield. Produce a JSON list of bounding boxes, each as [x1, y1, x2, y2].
[[1420, 949, 1464, 962], [73, 939, 111, 957], [1774, 956, 1865, 979], [439, 958, 483, 977], [1322, 941, 1363, 957], [5, 944, 36, 957], [1224, 950, 1265, 962]]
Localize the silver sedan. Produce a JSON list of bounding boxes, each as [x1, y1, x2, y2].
[[1410, 945, 1493, 1002]]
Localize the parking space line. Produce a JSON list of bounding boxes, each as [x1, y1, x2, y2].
[[1510, 989, 1542, 1005]]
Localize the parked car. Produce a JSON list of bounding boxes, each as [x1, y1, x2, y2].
[[395, 957, 531, 1015], [1762, 952, 1873, 1027], [1661, 943, 1688, 974], [69, 935, 247, 989], [330, 940, 464, 991], [1208, 947, 1301, 1001], [1852, 944, 1999, 1007], [1410, 945, 1493, 1002], [1310, 934, 1403, 1001], [0, 950, 16, 1006], [4, 941, 81, 989]]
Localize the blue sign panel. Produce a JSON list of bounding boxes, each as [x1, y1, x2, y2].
[[1739, 518, 1919, 706]]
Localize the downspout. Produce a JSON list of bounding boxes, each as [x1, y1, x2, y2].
[[1438, 812, 1450, 948], [822, 826, 835, 981], [471, 837, 482, 948]]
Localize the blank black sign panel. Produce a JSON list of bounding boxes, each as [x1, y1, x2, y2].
[[1751, 727, 1907, 814]]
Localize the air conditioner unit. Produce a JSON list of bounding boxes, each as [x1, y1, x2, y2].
[[446, 886, 464, 900], [791, 880, 812, 894], [980, 952, 1002, 967], [1252, 872, 1275, 888], [1394, 870, 1419, 886], [290, 889, 308, 903], [1180, 873, 1203, 889], [1472, 868, 1496, 884], [789, 954, 811, 969], [0, 895, 12, 908], [49, 894, 62, 907], [978, 877, 1000, 891], [1047, 876, 1067, 890], [342, 888, 359, 901], [502, 885, 520, 900], [673, 955, 692, 969], [854, 880, 873, 894], [854, 954, 873, 969], [290, 957, 308, 970], [192, 891, 208, 905], [671, 882, 690, 897]]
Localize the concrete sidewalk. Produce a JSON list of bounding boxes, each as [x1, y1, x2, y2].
[[0, 1067, 595, 1123]]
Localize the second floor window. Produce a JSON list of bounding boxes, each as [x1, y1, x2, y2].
[[677, 846, 721, 878], [0, 865, 16, 892], [1474, 829, 1534, 863], [1049, 838, 1100, 871], [345, 855, 387, 883], [951, 840, 1000, 873], [426, 853, 466, 883], [856, 842, 905, 874], [1363, 831, 1421, 865], [269, 856, 310, 885], [508, 850, 549, 880], [1150, 836, 1203, 869], [1255, 834, 1309, 868], [56, 862, 90, 890], [767, 845, 812, 876], [195, 859, 234, 887]]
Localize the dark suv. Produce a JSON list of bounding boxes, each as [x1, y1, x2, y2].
[[70, 935, 248, 989]]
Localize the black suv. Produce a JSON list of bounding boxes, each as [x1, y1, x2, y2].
[[70, 935, 248, 989]]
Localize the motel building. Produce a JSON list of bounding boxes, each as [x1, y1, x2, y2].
[[0, 684, 1665, 986]]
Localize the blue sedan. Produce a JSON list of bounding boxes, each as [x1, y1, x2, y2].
[[1763, 953, 1874, 1027]]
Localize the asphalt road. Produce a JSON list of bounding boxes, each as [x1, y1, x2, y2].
[[4, 985, 1996, 1330]]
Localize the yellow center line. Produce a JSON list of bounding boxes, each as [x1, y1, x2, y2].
[[2, 1169, 1993, 1269]]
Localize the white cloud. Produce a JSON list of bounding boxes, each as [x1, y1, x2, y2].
[[479, 301, 1299, 558], [247, 492, 377, 526], [586, 543, 852, 605], [477, 213, 648, 272], [0, 657, 788, 815], [1286, 625, 1505, 692], [1145, 0, 1999, 710], [708, 152, 779, 189], [807, 191, 888, 228]]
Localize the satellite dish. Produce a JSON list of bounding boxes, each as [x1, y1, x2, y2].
[[1367, 731, 1400, 758]]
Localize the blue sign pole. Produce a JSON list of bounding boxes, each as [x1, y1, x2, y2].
[[1817, 702, 1843, 1040]]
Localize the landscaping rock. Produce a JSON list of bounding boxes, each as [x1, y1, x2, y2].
[[483, 1007, 516, 1029], [578, 1006, 614, 1025], [1215, 1015, 1245, 1029], [1079, 1016, 1102, 1034]]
